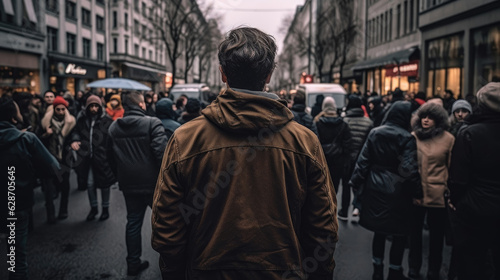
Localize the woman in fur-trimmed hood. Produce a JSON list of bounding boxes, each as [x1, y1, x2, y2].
[[408, 102, 455, 280]]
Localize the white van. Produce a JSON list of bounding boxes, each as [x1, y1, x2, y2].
[[297, 83, 347, 113], [169, 83, 210, 102]]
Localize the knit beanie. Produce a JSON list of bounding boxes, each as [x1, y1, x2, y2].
[[322, 96, 337, 112], [185, 98, 201, 114], [53, 96, 69, 108], [476, 82, 500, 113], [347, 95, 362, 109], [86, 95, 102, 108], [451, 99, 472, 114]]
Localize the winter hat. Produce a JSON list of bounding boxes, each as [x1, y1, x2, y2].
[[52, 96, 69, 108], [476, 82, 500, 113], [322, 96, 337, 112], [347, 95, 362, 109], [185, 98, 201, 114], [86, 95, 102, 108], [451, 99, 472, 114], [392, 88, 404, 101]]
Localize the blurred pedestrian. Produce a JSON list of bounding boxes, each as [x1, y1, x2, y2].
[[448, 82, 500, 280], [108, 91, 167, 276], [151, 26, 338, 279], [40, 96, 76, 223], [443, 89, 456, 115], [311, 94, 325, 118], [156, 98, 180, 138], [314, 96, 352, 220], [342, 95, 373, 218], [408, 102, 455, 280], [368, 96, 384, 127], [349, 101, 420, 280], [448, 100, 472, 137], [291, 89, 318, 135], [71, 95, 115, 221], [144, 92, 156, 117], [0, 96, 60, 280], [105, 94, 124, 120], [177, 97, 201, 124]]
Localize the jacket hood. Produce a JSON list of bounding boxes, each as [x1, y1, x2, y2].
[[156, 98, 176, 120], [411, 102, 449, 140], [383, 101, 412, 130], [318, 116, 344, 125], [346, 108, 365, 117], [0, 121, 23, 148], [202, 88, 293, 134]]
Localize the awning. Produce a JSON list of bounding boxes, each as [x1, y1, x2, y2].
[[2, 0, 14, 15], [352, 47, 420, 71], [23, 0, 37, 23], [122, 62, 165, 82]]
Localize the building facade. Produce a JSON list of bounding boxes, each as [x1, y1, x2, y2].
[[0, 0, 45, 95]]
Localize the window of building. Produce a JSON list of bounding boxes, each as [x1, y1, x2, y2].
[[65, 1, 77, 20], [134, 44, 139, 56], [66, 32, 76, 54], [134, 20, 140, 36], [96, 15, 104, 32], [472, 23, 500, 94], [124, 13, 128, 30], [427, 33, 464, 98], [149, 29, 153, 42], [97, 43, 104, 61], [149, 50, 152, 60], [96, 0, 104, 5], [420, 0, 453, 12], [125, 39, 129, 54], [83, 38, 91, 58], [389, 9, 392, 40], [113, 11, 117, 28], [381, 14, 384, 43], [47, 27, 58, 51], [142, 2, 147, 17], [46, 0, 58, 13], [113, 38, 118, 53], [396, 4, 401, 38], [134, 0, 139, 12], [82, 8, 91, 27], [404, 1, 408, 35], [409, 0, 414, 31], [142, 47, 146, 58], [367, 20, 371, 47], [142, 25, 147, 38]]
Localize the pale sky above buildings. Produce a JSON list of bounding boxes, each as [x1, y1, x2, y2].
[[204, 0, 306, 52]]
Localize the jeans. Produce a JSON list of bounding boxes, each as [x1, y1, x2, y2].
[[409, 206, 446, 273], [9, 209, 29, 280], [123, 192, 153, 268], [42, 170, 70, 218], [372, 233, 407, 269], [87, 167, 110, 208]]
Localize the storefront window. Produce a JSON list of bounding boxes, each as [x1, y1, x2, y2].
[[427, 34, 464, 98], [472, 23, 500, 93], [0, 67, 40, 94], [66, 77, 75, 94]]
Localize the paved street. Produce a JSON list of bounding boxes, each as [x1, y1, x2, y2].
[[1, 172, 451, 280]]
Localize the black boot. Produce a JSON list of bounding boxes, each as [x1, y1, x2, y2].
[[99, 207, 109, 221], [86, 207, 98, 221], [373, 264, 384, 280], [127, 261, 149, 276], [387, 268, 409, 280], [47, 207, 56, 224]]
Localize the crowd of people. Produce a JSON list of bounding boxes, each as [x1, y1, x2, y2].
[[1, 26, 499, 280]]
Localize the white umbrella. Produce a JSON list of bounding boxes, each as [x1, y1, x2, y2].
[[86, 78, 151, 91]]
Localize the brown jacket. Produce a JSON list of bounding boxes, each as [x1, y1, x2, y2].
[[412, 130, 455, 207], [152, 88, 338, 279]]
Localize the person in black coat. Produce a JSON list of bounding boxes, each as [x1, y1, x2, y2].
[[71, 95, 116, 221], [0, 96, 60, 280], [291, 89, 318, 135], [349, 101, 420, 280], [310, 94, 324, 118], [448, 82, 500, 280], [108, 91, 167, 276], [156, 97, 181, 139]]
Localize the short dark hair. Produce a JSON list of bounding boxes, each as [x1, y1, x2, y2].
[[293, 89, 306, 105], [0, 96, 18, 122], [218, 27, 277, 91], [122, 91, 144, 109]]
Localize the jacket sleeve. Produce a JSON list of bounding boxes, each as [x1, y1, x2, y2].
[[400, 136, 421, 196], [26, 133, 60, 177], [448, 129, 472, 204], [341, 122, 353, 161], [150, 118, 168, 165], [151, 137, 187, 280], [300, 143, 338, 278], [349, 131, 372, 189]]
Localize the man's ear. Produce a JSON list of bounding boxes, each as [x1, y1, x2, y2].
[[139, 101, 146, 110], [219, 66, 227, 83], [265, 70, 274, 84]]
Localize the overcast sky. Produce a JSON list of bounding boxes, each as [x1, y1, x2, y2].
[[203, 0, 306, 52]]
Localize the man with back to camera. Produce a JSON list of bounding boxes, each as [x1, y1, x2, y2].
[[151, 27, 338, 280], [108, 91, 167, 276]]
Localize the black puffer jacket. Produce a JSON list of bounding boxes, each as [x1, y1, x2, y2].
[[108, 106, 167, 193], [156, 98, 180, 139], [0, 122, 59, 221], [343, 108, 373, 164], [71, 107, 115, 188], [449, 112, 500, 220], [349, 101, 420, 236], [291, 104, 318, 135], [316, 116, 352, 163]]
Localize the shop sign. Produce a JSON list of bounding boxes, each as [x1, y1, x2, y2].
[[65, 64, 87, 75], [385, 61, 419, 77]]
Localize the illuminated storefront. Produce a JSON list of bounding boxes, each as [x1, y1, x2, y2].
[[472, 23, 500, 93]]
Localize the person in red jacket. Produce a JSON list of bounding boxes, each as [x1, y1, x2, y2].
[[106, 94, 124, 120]]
